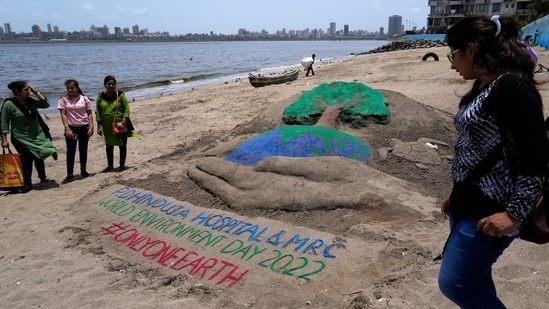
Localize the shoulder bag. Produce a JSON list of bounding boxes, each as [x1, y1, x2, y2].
[[492, 75, 549, 244], [112, 91, 128, 135]]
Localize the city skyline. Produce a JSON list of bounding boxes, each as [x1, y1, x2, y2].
[[0, 0, 429, 36]]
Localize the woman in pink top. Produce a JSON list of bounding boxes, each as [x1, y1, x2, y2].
[[58, 79, 94, 184]]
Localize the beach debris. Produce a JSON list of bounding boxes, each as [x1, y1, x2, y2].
[[378, 138, 448, 165]]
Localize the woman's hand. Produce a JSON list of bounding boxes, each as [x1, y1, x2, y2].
[[97, 125, 103, 136], [476, 212, 521, 237], [88, 127, 94, 137], [65, 128, 76, 140], [1, 139, 8, 148], [441, 192, 451, 219]]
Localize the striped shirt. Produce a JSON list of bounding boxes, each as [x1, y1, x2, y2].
[[452, 74, 549, 223]]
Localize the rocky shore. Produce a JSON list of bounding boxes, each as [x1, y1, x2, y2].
[[356, 39, 448, 55]]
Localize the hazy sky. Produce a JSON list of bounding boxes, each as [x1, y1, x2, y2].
[[1, 0, 429, 35]]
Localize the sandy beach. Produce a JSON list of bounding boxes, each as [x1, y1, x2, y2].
[[1, 45, 549, 309]]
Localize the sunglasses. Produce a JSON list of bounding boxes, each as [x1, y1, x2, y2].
[[447, 49, 460, 64]]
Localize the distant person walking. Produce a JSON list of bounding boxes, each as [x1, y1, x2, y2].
[[306, 54, 315, 77], [58, 79, 94, 184]]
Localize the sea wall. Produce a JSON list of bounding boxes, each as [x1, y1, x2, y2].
[[522, 15, 549, 49]]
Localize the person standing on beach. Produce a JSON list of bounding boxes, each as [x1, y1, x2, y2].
[[439, 15, 549, 308], [1, 81, 57, 193], [58, 79, 94, 184], [95, 76, 130, 173], [305, 53, 315, 77]]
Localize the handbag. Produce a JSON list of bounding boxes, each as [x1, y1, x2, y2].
[[112, 91, 128, 135], [0, 146, 25, 190], [519, 190, 549, 244]]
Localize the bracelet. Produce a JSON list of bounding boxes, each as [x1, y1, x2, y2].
[[506, 210, 521, 222]]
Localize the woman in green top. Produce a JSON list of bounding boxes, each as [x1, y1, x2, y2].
[[1, 81, 58, 192], [95, 76, 130, 172]]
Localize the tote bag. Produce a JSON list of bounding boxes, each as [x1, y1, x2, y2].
[[0, 147, 25, 190]]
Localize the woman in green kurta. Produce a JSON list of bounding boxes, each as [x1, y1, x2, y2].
[[95, 76, 130, 173], [1, 81, 58, 192]]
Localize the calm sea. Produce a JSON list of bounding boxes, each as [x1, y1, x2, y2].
[[0, 40, 389, 114]]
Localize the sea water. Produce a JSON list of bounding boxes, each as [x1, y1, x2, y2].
[[0, 40, 389, 114]]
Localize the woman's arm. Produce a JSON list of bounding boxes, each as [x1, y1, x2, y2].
[[59, 108, 72, 138]]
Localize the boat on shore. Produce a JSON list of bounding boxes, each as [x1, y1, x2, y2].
[[248, 69, 299, 87]]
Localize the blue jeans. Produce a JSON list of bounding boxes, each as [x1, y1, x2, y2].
[[65, 125, 89, 175], [438, 217, 514, 309]]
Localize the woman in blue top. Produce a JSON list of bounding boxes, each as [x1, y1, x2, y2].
[[439, 15, 549, 308]]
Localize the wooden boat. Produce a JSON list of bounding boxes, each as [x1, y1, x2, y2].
[[248, 69, 299, 87]]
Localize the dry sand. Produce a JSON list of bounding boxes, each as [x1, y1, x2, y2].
[[1, 46, 549, 309]]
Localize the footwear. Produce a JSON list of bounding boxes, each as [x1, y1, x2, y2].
[[61, 175, 74, 184], [20, 185, 33, 193], [101, 166, 113, 173], [119, 166, 128, 172], [40, 178, 54, 183], [80, 171, 90, 177]]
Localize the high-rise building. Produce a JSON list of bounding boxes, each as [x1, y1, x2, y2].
[[132, 24, 139, 35], [47, 23, 52, 33], [31, 24, 41, 38], [4, 23, 12, 36], [344, 25, 349, 36], [329, 22, 336, 36], [427, 0, 533, 34], [388, 15, 402, 36]]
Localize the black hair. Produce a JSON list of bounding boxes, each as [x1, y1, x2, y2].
[[64, 79, 84, 95], [7, 80, 27, 95], [446, 15, 534, 79], [446, 15, 538, 106], [103, 75, 117, 85]]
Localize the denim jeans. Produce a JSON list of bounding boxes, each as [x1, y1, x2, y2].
[[438, 217, 514, 309], [65, 125, 89, 175]]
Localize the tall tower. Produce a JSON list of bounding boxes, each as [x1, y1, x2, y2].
[[32, 24, 41, 38], [329, 22, 336, 36], [4, 23, 12, 39], [388, 15, 402, 36]]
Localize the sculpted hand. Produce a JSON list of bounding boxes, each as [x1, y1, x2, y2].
[[187, 156, 436, 214]]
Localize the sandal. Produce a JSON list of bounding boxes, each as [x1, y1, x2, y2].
[[101, 166, 113, 173], [40, 178, 54, 183], [80, 171, 90, 177]]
